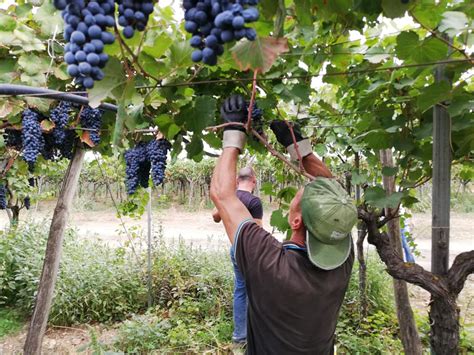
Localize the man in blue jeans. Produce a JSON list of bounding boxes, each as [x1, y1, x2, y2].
[[212, 166, 263, 344]]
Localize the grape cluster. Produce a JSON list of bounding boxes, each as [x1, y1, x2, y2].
[[4, 129, 23, 151], [79, 106, 103, 145], [124, 139, 171, 195], [50, 102, 71, 145], [22, 109, 45, 171], [60, 130, 77, 159], [117, 0, 155, 39], [147, 139, 171, 186], [0, 184, 6, 210], [54, 0, 115, 89], [183, 0, 259, 65], [124, 142, 149, 195]]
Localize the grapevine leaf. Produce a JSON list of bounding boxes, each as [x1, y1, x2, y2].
[[88, 58, 126, 108], [364, 186, 403, 209], [186, 135, 203, 161], [113, 104, 128, 148], [439, 11, 469, 37], [230, 37, 289, 73], [143, 33, 173, 58], [154, 114, 181, 139], [417, 81, 451, 113], [0, 101, 14, 118], [270, 209, 290, 233], [0, 13, 16, 31], [411, 4, 443, 29], [40, 120, 55, 132], [381, 0, 411, 19], [382, 166, 398, 176], [395, 32, 448, 63], [34, 2, 63, 35], [295, 0, 313, 27], [80, 131, 96, 148], [186, 96, 217, 133]]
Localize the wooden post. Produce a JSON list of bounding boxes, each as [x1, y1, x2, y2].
[[431, 63, 451, 276], [24, 147, 85, 355], [380, 149, 422, 355], [147, 186, 153, 308], [430, 46, 456, 354]]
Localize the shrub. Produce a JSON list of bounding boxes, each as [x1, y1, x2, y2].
[[0, 223, 147, 325]]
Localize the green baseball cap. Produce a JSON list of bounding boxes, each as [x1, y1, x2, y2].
[[301, 177, 357, 270]]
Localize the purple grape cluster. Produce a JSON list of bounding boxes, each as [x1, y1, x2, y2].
[[50, 102, 71, 145], [0, 184, 6, 210], [79, 106, 103, 145], [124, 142, 149, 195], [117, 0, 155, 39], [124, 139, 171, 195], [4, 129, 23, 151], [59, 130, 77, 159], [147, 139, 171, 186], [183, 0, 259, 65], [54, 0, 115, 89], [22, 109, 45, 171]]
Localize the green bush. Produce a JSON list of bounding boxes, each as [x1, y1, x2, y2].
[[113, 238, 234, 353], [336, 255, 403, 354], [0, 223, 147, 325]]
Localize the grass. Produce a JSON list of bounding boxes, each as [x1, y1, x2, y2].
[[0, 308, 24, 338]]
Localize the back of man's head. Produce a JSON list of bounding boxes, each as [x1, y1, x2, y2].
[[237, 167, 256, 183]]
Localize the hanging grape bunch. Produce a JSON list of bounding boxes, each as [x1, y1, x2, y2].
[[50, 101, 71, 145], [124, 142, 149, 195], [147, 139, 172, 186], [183, 0, 259, 65], [22, 109, 45, 171], [0, 184, 6, 210], [79, 106, 103, 145], [117, 0, 155, 39], [54, 0, 116, 89], [4, 129, 23, 151], [124, 139, 171, 195], [246, 100, 263, 134]]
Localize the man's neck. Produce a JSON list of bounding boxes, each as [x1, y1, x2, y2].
[[237, 183, 253, 193], [290, 229, 306, 247]]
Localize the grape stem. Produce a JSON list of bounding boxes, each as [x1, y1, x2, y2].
[[246, 69, 259, 132], [285, 121, 307, 174], [206, 122, 245, 132]]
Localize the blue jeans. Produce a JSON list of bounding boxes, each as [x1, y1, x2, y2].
[[230, 245, 247, 343]]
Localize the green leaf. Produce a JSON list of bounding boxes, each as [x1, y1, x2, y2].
[[231, 37, 289, 73], [143, 33, 173, 58], [88, 58, 126, 108], [411, 4, 443, 29], [395, 31, 448, 63], [417, 81, 451, 113], [382, 166, 398, 176], [448, 92, 473, 117], [113, 104, 128, 148], [277, 186, 297, 204], [186, 135, 204, 160], [186, 96, 217, 133], [364, 186, 403, 209], [439, 11, 469, 37], [381, 0, 411, 18], [169, 41, 193, 68], [34, 2, 63, 35], [295, 0, 313, 26], [0, 58, 16, 82], [154, 114, 181, 139], [0, 13, 16, 31], [351, 171, 368, 185], [270, 209, 290, 233]]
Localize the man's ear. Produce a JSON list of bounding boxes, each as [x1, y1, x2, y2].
[[290, 214, 303, 230]]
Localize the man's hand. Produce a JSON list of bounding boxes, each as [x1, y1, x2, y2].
[[270, 120, 312, 161], [270, 120, 333, 178], [221, 95, 248, 152]]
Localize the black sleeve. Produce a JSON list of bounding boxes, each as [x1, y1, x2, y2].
[[248, 197, 263, 219], [234, 221, 281, 278]]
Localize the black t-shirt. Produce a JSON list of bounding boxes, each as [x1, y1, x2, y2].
[[237, 190, 263, 219], [234, 221, 354, 355]]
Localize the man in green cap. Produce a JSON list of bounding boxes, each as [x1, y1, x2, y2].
[[211, 95, 357, 354]]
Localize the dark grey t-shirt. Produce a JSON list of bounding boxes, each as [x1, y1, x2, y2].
[[236, 190, 263, 219], [234, 221, 353, 355]]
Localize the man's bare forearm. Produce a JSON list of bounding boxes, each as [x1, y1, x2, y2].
[[302, 153, 333, 178], [210, 148, 252, 243]]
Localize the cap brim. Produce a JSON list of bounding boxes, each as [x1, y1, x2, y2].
[[306, 231, 352, 271]]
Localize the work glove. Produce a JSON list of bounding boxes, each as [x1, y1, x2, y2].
[[270, 120, 312, 161], [221, 94, 247, 152]]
